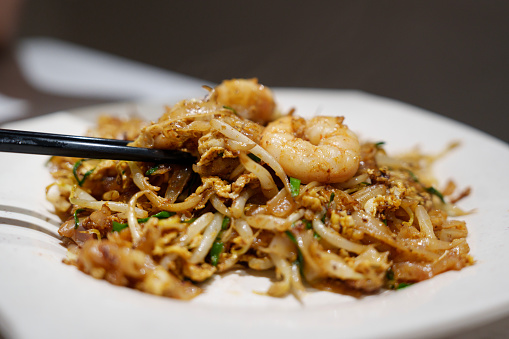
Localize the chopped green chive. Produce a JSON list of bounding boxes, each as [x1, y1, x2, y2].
[[45, 156, 54, 167], [73, 208, 85, 229], [207, 214, 232, 266], [406, 169, 445, 203], [396, 282, 413, 290], [182, 217, 197, 223], [303, 219, 312, 229], [221, 216, 231, 230], [285, 230, 305, 274], [386, 269, 395, 281], [111, 211, 174, 232], [425, 186, 445, 203], [406, 169, 419, 182], [145, 165, 160, 176], [209, 239, 224, 266], [247, 153, 261, 163], [112, 221, 128, 232], [290, 177, 301, 197], [285, 230, 297, 243], [223, 105, 238, 115], [385, 269, 413, 290], [375, 141, 385, 148], [137, 211, 174, 223], [73, 159, 94, 186], [320, 194, 335, 223], [154, 211, 174, 219]]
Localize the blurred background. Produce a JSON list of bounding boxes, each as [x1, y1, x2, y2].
[[1, 1, 508, 142]]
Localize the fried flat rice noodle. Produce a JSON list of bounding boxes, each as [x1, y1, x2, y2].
[[47, 78, 473, 300]]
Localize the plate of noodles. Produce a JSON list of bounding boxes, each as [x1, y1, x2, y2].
[[1, 79, 509, 339]]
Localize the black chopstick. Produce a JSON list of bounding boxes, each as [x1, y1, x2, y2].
[[0, 129, 196, 163]]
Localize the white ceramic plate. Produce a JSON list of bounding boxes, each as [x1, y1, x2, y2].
[[1, 89, 509, 339]]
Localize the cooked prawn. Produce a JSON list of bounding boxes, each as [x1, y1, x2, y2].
[[260, 115, 361, 184], [209, 78, 277, 125]]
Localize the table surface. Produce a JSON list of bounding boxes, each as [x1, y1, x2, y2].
[[0, 38, 508, 339]]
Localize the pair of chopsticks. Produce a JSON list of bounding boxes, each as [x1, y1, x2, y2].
[[0, 129, 195, 163]]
